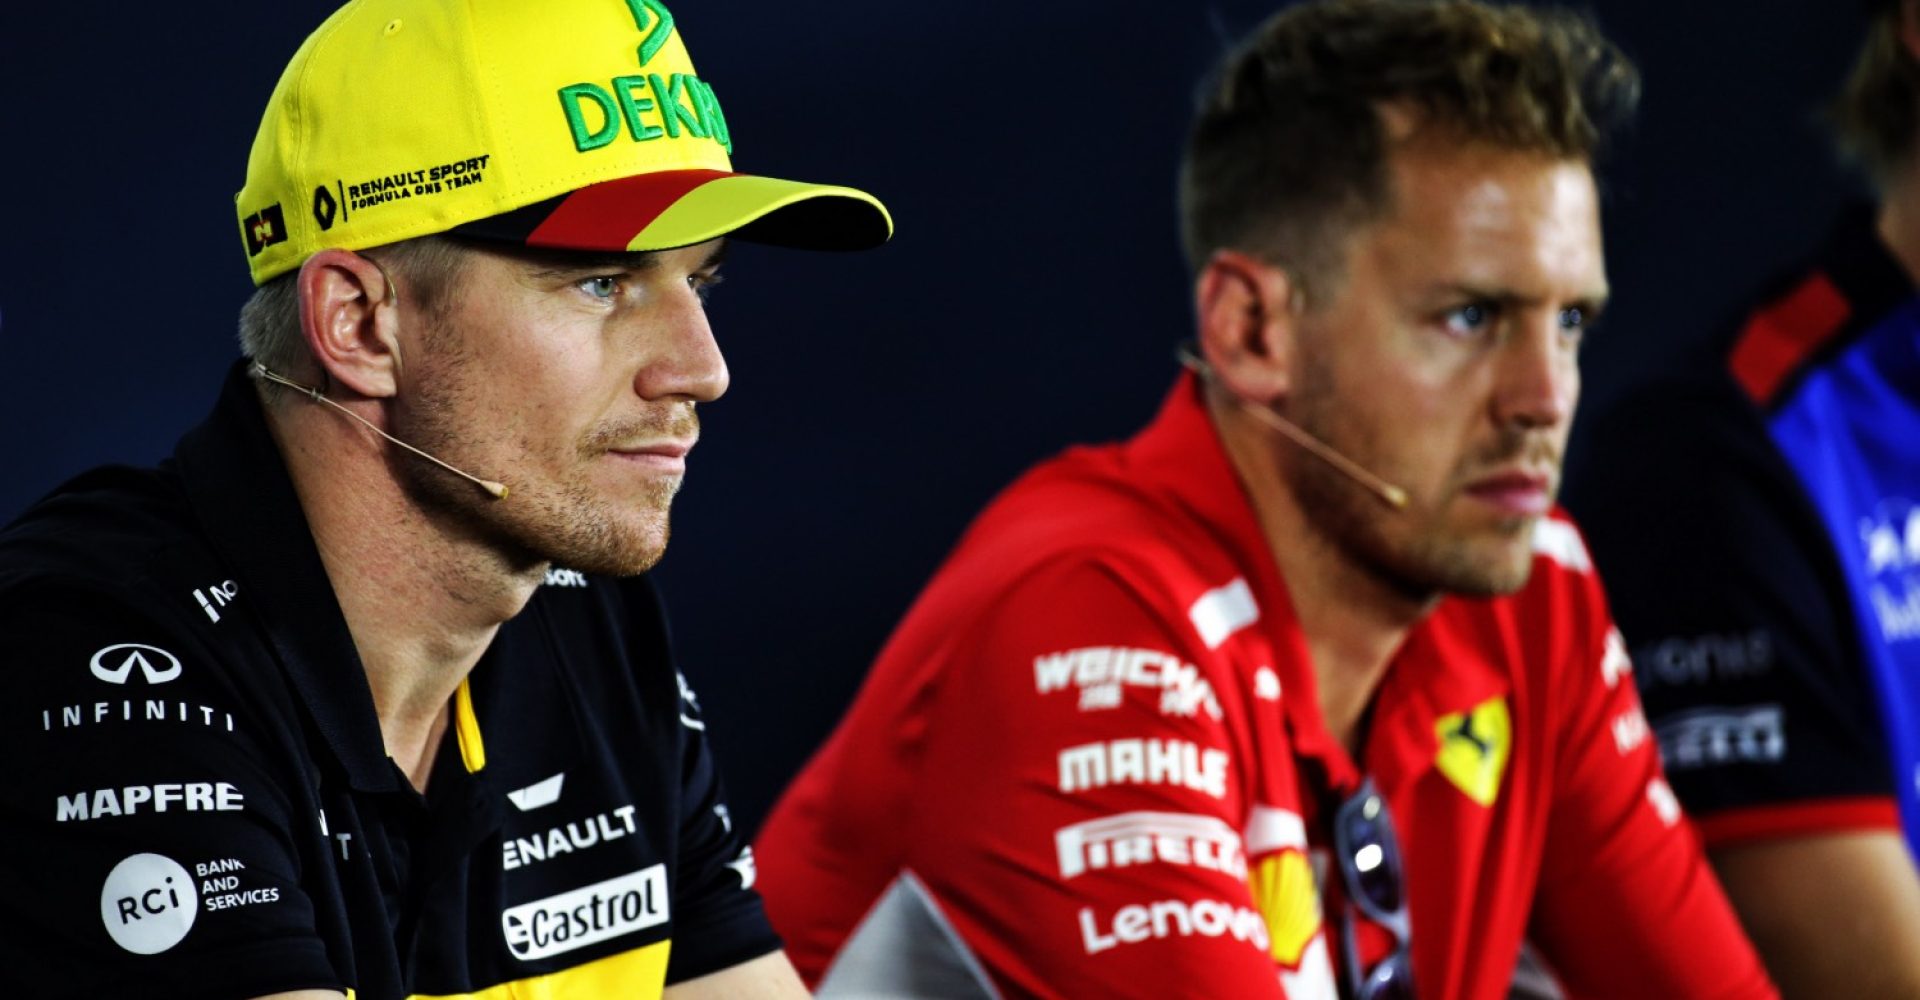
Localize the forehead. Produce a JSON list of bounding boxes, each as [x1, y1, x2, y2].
[[456, 237, 726, 276], [1361, 139, 1605, 295]]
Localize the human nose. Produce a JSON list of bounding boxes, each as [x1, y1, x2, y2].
[[1492, 315, 1578, 430], [633, 291, 729, 404]]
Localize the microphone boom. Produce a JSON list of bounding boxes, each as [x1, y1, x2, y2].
[[248, 362, 510, 500], [1175, 345, 1409, 510]]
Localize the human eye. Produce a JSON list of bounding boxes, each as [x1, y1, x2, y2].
[[577, 275, 621, 301], [1441, 301, 1497, 337], [688, 269, 724, 302], [1558, 304, 1594, 339]]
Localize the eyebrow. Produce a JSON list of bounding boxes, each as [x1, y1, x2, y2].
[[511, 239, 729, 280], [696, 239, 729, 273], [1433, 283, 1610, 313]]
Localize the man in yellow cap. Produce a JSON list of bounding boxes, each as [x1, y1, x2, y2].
[[0, 1, 887, 998]]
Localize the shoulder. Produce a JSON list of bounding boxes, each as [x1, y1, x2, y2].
[[0, 470, 257, 706], [933, 448, 1248, 619], [0, 462, 206, 599], [1568, 367, 1800, 561], [877, 521, 1252, 768], [1565, 368, 1858, 674]]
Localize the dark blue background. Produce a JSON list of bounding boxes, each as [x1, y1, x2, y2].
[[0, 2, 1870, 832]]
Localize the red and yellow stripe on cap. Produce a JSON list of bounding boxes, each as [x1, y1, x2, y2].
[[455, 169, 891, 253]]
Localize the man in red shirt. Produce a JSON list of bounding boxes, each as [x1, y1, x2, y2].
[[757, 1, 1776, 997]]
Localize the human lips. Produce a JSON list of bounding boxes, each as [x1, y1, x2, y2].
[[1462, 469, 1553, 516], [605, 439, 695, 474]]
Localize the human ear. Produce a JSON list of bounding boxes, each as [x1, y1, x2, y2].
[[297, 249, 404, 400], [1193, 248, 1301, 405]]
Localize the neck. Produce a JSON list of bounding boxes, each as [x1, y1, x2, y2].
[[1209, 392, 1436, 754], [1877, 170, 1920, 289], [262, 385, 543, 791]]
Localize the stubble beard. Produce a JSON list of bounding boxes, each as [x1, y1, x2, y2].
[[1282, 365, 1540, 603], [392, 357, 692, 579]]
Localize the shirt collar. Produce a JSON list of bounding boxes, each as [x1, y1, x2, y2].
[[172, 361, 399, 793], [1120, 370, 1510, 788]]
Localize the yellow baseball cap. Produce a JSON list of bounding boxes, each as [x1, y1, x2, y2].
[[236, 0, 892, 285]]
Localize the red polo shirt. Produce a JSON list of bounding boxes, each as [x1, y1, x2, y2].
[[757, 374, 1774, 999]]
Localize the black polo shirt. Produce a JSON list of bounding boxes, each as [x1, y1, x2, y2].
[[0, 362, 779, 998], [1567, 209, 1910, 843]]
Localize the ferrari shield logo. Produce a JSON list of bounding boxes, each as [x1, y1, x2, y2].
[[1434, 696, 1510, 807]]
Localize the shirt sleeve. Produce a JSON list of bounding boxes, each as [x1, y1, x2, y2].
[[1566, 373, 1898, 845], [904, 554, 1295, 1000], [1526, 558, 1777, 1000], [660, 660, 783, 983], [0, 581, 341, 999]]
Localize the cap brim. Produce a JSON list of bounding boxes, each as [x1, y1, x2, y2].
[[451, 169, 891, 252]]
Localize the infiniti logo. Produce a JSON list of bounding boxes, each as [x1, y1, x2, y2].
[[90, 645, 183, 686]]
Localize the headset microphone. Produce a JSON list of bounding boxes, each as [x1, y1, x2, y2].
[[248, 362, 510, 500], [1175, 344, 1409, 511]]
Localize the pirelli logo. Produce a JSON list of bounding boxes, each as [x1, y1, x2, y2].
[[1054, 811, 1246, 879]]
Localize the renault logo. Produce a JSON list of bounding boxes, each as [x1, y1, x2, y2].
[[312, 184, 338, 231], [90, 644, 183, 685]]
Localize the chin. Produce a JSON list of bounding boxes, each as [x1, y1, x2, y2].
[[552, 519, 672, 578], [1395, 527, 1538, 599], [1456, 562, 1535, 598], [491, 489, 675, 578], [1444, 545, 1538, 598]]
